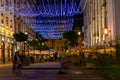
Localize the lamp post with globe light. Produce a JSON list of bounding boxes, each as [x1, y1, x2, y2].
[[78, 31, 81, 48], [103, 28, 109, 54], [78, 32, 81, 36]]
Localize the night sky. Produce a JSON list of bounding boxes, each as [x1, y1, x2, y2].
[[73, 13, 83, 30]]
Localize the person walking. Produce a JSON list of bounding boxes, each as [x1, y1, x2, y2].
[[12, 51, 23, 76]]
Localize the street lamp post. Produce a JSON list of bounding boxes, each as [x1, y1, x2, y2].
[[78, 31, 81, 54], [78, 32, 81, 36], [103, 28, 109, 54], [24, 32, 28, 56], [78, 31, 81, 45], [96, 35, 99, 48]]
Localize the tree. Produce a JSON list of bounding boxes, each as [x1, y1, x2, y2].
[[64, 40, 69, 51], [13, 32, 28, 55], [27, 39, 39, 48], [13, 32, 28, 42], [27, 39, 39, 54], [63, 30, 79, 46], [38, 44, 49, 51]]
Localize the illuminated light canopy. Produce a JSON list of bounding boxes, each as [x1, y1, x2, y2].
[[14, 0, 82, 17], [13, 0, 87, 39]]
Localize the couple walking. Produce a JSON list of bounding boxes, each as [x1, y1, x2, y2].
[[12, 51, 23, 75]]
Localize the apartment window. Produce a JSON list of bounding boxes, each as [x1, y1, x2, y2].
[[22, 0, 25, 4], [10, 20, 12, 28], [14, 0, 17, 5], [1, 0, 4, 7], [6, 0, 10, 5], [6, 17, 8, 26], [1, 13, 4, 24], [102, 0, 107, 7], [0, 0, 1, 6], [6, 0, 8, 2], [18, 23, 21, 32], [17, 1, 20, 8]]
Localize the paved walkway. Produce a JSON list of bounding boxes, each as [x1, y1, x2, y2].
[[22, 62, 61, 69], [67, 69, 110, 80], [0, 62, 61, 80], [0, 62, 112, 80]]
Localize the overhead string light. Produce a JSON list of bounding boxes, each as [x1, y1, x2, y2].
[[14, 0, 86, 39], [14, 0, 83, 17]]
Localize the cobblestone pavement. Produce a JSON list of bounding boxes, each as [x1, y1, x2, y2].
[[0, 62, 60, 80], [67, 69, 111, 80], [0, 62, 111, 80], [0, 69, 58, 80]]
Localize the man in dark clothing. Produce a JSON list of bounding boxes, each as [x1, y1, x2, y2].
[[12, 51, 23, 70]]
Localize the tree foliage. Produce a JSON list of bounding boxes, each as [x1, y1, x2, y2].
[[27, 39, 39, 48], [13, 32, 28, 42], [38, 44, 49, 50], [62, 30, 79, 47], [63, 30, 78, 42], [64, 40, 68, 50], [27, 39, 49, 50]]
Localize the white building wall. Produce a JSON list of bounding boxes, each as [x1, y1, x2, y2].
[[83, 0, 117, 48], [114, 0, 120, 40], [106, 0, 115, 42]]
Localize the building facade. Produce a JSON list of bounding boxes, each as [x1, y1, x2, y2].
[[14, 15, 36, 52], [13, 0, 36, 56], [0, 0, 36, 63], [0, 0, 14, 63], [83, 0, 120, 48]]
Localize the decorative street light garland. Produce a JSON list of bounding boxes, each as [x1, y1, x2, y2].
[[13, 0, 87, 39]]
